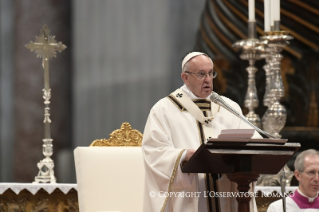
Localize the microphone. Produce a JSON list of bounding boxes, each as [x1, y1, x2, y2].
[[280, 168, 287, 212], [210, 92, 278, 139]]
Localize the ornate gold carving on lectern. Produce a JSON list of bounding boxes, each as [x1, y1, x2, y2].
[[25, 25, 67, 183], [90, 122, 143, 146]]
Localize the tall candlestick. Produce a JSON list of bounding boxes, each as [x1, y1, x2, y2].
[[249, 0, 255, 21], [264, 0, 270, 31]]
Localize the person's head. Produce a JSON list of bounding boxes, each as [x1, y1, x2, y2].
[[294, 149, 319, 197], [181, 52, 216, 98]]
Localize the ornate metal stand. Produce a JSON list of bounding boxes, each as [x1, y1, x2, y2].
[[260, 46, 274, 108], [260, 30, 293, 138], [257, 22, 295, 187], [233, 21, 262, 128], [261, 45, 276, 135], [25, 25, 66, 183]]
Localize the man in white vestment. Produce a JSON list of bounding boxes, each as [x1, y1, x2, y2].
[[142, 52, 261, 212], [267, 149, 319, 212]]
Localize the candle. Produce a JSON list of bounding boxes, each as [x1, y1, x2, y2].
[[270, 0, 280, 28], [249, 0, 255, 21], [270, 0, 275, 28], [274, 0, 280, 21], [264, 0, 270, 31]]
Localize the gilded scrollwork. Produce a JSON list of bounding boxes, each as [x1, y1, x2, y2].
[[0, 198, 5, 212], [53, 198, 78, 212], [32, 198, 48, 212], [65, 198, 78, 212], [0, 188, 78, 212], [90, 122, 143, 146], [4, 198, 27, 212]]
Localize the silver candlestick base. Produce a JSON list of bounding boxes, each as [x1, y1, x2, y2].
[[34, 139, 56, 183], [34, 138, 56, 183]]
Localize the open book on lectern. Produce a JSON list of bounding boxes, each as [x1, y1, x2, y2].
[[218, 129, 255, 139], [208, 129, 287, 144]]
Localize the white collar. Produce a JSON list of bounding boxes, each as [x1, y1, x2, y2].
[[297, 188, 318, 202], [181, 84, 211, 101]]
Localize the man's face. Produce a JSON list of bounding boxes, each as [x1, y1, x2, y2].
[[295, 155, 319, 197], [181, 55, 214, 98]]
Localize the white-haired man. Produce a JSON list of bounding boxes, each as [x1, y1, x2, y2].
[[267, 149, 319, 211], [142, 52, 261, 212]]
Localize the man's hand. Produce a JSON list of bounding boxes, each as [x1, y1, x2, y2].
[[185, 149, 196, 162]]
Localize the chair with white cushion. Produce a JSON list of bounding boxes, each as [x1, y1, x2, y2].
[[74, 122, 144, 212]]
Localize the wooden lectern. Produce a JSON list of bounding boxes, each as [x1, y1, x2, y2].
[[182, 140, 300, 212]]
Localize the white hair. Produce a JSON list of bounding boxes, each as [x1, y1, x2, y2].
[[294, 149, 319, 171]]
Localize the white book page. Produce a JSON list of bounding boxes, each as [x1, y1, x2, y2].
[[218, 129, 255, 139], [207, 138, 287, 144]]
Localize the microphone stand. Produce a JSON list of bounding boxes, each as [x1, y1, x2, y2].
[[280, 168, 287, 212], [210, 92, 278, 139]]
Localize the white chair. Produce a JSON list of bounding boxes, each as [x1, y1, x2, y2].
[[74, 122, 144, 212]]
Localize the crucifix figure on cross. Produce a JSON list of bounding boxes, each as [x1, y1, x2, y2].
[[25, 25, 66, 184]]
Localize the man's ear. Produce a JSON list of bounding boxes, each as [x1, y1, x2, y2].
[[181, 72, 189, 85], [294, 170, 301, 181]]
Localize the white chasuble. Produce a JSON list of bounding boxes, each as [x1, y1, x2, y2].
[[142, 85, 260, 212]]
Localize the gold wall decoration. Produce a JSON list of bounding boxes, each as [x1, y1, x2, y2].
[[90, 122, 143, 146]]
